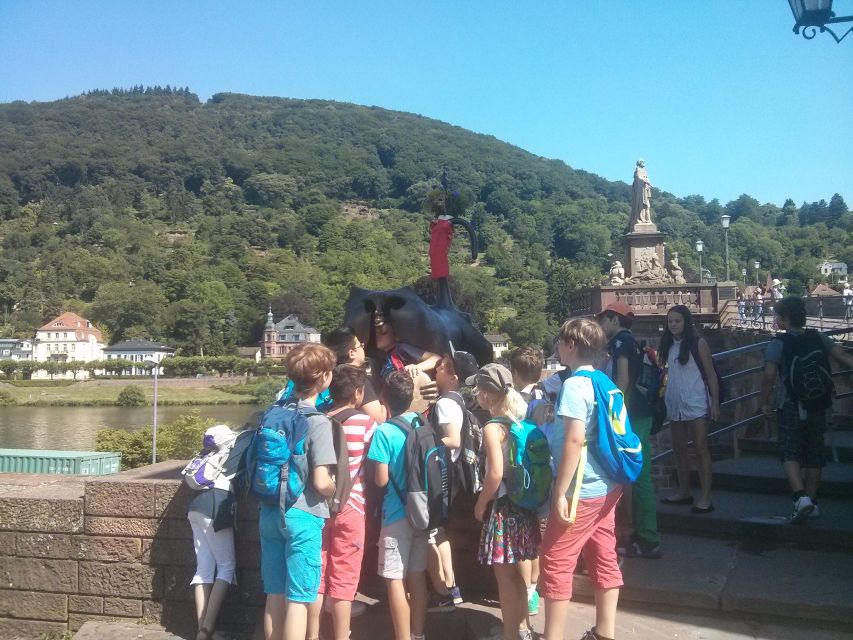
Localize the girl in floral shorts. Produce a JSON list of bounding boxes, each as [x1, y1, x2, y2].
[[469, 363, 540, 640]]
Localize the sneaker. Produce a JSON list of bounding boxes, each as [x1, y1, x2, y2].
[[448, 584, 463, 605], [427, 592, 456, 613], [578, 629, 598, 640], [791, 496, 815, 524], [519, 629, 533, 640], [617, 536, 662, 559], [527, 589, 540, 615]]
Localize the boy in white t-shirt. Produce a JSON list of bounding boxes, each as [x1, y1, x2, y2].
[[425, 350, 478, 612]]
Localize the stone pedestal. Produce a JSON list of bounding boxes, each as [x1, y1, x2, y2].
[[625, 229, 665, 277]]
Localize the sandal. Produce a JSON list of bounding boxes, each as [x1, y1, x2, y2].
[[660, 495, 693, 505]]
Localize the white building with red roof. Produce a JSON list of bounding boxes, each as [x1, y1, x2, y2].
[[33, 312, 106, 367]]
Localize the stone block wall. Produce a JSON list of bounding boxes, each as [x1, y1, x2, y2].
[[0, 462, 262, 639]]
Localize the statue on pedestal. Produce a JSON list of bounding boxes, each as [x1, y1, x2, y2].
[[669, 252, 686, 284], [630, 159, 653, 229], [609, 260, 625, 286]]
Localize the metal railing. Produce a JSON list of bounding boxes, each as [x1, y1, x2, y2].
[[650, 327, 853, 463], [720, 295, 853, 335]]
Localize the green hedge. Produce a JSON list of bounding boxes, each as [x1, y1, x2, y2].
[[3, 380, 76, 387]]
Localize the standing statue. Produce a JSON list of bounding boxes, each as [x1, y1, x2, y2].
[[630, 158, 653, 228]]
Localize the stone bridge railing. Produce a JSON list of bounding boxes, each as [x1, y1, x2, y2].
[[0, 461, 491, 639]]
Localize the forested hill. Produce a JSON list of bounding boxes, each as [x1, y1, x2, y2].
[[0, 88, 849, 355]]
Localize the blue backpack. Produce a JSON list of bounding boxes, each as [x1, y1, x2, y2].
[[491, 417, 553, 510], [572, 370, 643, 484], [245, 403, 320, 507]]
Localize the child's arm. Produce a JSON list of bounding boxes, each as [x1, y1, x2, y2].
[[759, 361, 779, 416], [373, 461, 389, 488], [405, 350, 441, 377], [697, 338, 720, 421], [474, 422, 504, 522], [313, 465, 335, 498], [552, 417, 585, 526]]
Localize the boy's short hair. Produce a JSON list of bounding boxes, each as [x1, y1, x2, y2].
[[509, 346, 544, 385], [323, 327, 358, 365], [599, 309, 633, 330], [774, 296, 807, 328], [329, 364, 366, 406], [557, 317, 606, 360], [384, 370, 414, 416], [284, 343, 336, 394]]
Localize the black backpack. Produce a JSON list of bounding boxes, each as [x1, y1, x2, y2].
[[780, 330, 834, 412], [388, 413, 450, 531], [430, 391, 482, 498]]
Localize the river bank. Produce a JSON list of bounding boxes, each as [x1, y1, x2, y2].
[[0, 376, 276, 407]]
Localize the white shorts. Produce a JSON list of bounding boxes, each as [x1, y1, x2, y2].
[[188, 510, 236, 585], [377, 518, 428, 580]]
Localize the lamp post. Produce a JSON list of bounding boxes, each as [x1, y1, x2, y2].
[[788, 0, 853, 42], [145, 359, 159, 464], [696, 240, 704, 284], [742, 267, 747, 286], [721, 214, 731, 281], [754, 260, 761, 287]]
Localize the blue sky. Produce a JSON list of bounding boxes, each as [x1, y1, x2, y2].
[[1, 1, 851, 207]]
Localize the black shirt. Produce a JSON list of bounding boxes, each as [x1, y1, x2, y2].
[[606, 329, 650, 418]]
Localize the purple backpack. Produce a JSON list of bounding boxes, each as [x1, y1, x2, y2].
[[182, 425, 237, 491]]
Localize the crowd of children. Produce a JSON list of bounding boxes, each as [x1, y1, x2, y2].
[[184, 297, 850, 640]]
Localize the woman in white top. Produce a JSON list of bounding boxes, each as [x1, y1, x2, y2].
[[658, 305, 720, 513]]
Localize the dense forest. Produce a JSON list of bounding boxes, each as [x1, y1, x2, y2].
[[0, 87, 849, 355]]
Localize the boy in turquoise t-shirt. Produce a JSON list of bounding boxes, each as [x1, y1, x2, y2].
[[367, 370, 428, 640], [540, 318, 623, 640]]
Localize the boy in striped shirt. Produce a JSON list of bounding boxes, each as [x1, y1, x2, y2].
[[307, 364, 377, 640]]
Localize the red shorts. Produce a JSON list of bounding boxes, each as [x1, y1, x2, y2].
[[318, 504, 366, 601], [539, 488, 623, 601]]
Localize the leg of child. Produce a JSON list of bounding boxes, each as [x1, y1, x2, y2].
[[583, 490, 623, 640], [670, 421, 693, 498], [543, 598, 571, 640], [328, 598, 352, 640], [193, 584, 211, 631], [434, 532, 456, 592], [264, 595, 286, 640], [386, 578, 411, 640], [690, 418, 712, 508], [426, 542, 448, 595], [198, 526, 235, 638], [284, 601, 309, 640], [407, 570, 428, 639], [306, 596, 323, 640], [493, 564, 526, 640]]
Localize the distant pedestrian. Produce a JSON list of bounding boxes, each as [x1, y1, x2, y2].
[[759, 297, 853, 523], [659, 305, 719, 514]]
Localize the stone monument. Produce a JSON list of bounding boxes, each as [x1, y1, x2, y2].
[[622, 159, 668, 283]]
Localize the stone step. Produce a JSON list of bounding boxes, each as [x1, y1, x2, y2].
[[690, 455, 853, 498], [73, 622, 185, 639], [657, 488, 853, 550], [739, 429, 853, 461]]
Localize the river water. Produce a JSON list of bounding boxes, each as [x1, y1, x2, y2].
[[0, 405, 262, 451]]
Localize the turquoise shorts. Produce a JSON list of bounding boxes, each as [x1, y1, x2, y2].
[[259, 504, 324, 602]]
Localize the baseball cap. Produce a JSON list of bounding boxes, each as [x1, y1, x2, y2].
[[451, 350, 479, 381], [465, 363, 514, 395], [596, 302, 635, 319]]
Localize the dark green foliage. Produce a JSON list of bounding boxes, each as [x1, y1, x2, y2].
[[116, 385, 146, 407], [0, 90, 848, 356]]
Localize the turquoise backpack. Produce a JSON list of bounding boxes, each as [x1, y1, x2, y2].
[[572, 370, 643, 484], [490, 417, 552, 510]]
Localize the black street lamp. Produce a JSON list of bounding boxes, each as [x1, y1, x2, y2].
[[789, 0, 853, 42], [742, 267, 748, 286], [696, 240, 704, 284], [721, 214, 731, 281], [754, 260, 761, 287]]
